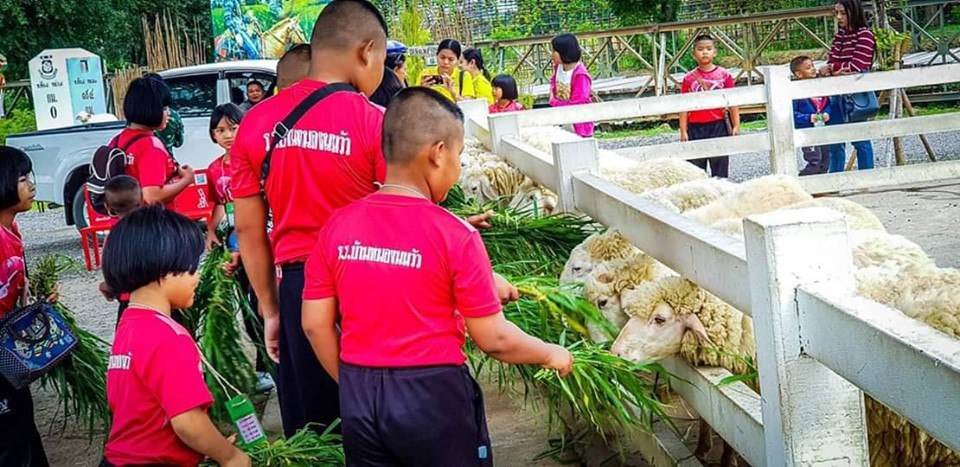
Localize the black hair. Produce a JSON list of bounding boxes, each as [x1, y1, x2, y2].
[[385, 51, 406, 71], [383, 87, 464, 165], [551, 34, 582, 64], [123, 77, 170, 128], [277, 43, 312, 89], [369, 66, 405, 107], [311, 0, 388, 51], [491, 74, 519, 101], [437, 39, 462, 59], [693, 34, 715, 45], [247, 80, 264, 91], [0, 146, 33, 211], [102, 204, 204, 296], [209, 103, 245, 143], [462, 48, 490, 79], [142, 72, 173, 107], [104, 175, 141, 218], [837, 0, 869, 30], [790, 55, 813, 74]]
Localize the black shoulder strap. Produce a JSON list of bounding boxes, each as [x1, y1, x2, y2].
[[260, 83, 357, 191], [459, 69, 464, 95]]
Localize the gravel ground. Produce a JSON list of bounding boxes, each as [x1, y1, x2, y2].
[[599, 129, 960, 183]]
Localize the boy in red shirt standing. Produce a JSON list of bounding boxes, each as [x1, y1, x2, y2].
[[230, 0, 390, 436], [679, 34, 741, 179], [101, 205, 249, 467], [301, 87, 573, 466]]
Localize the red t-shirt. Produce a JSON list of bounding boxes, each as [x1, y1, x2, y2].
[[117, 128, 177, 189], [0, 223, 25, 319], [230, 79, 387, 265], [104, 307, 213, 465], [680, 66, 736, 124], [207, 154, 232, 205], [303, 193, 502, 367]]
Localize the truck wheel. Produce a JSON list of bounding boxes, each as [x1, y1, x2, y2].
[[72, 189, 89, 232]]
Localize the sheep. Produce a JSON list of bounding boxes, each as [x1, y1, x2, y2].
[[581, 253, 675, 342], [560, 229, 639, 284], [507, 183, 558, 217], [459, 160, 528, 203], [784, 197, 886, 232], [599, 157, 709, 195], [637, 178, 739, 214], [849, 230, 935, 273], [685, 175, 812, 226]]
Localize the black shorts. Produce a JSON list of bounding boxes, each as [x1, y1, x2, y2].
[[340, 363, 493, 467]]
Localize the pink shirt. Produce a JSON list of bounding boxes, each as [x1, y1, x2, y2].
[[207, 154, 232, 205], [303, 193, 502, 367], [0, 223, 25, 319], [680, 66, 736, 124], [104, 308, 213, 466], [489, 101, 525, 114]]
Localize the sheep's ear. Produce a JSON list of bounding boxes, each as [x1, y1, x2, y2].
[[682, 313, 713, 347], [480, 180, 498, 201], [596, 272, 614, 284]]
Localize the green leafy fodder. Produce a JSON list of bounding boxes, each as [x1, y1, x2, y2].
[[29, 254, 110, 437], [190, 244, 256, 422], [205, 422, 345, 466]]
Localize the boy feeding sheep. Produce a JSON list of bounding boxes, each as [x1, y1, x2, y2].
[[301, 87, 573, 465]]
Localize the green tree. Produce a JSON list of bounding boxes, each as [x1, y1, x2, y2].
[[609, 0, 681, 26]]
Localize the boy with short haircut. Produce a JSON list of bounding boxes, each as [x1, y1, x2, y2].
[[301, 87, 573, 466], [276, 43, 312, 91], [101, 205, 250, 467], [790, 55, 840, 176], [679, 34, 740, 179], [103, 174, 142, 219]]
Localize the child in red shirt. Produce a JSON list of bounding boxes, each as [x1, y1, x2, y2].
[[679, 34, 741, 179], [489, 74, 525, 114], [302, 87, 573, 466], [101, 205, 250, 467]]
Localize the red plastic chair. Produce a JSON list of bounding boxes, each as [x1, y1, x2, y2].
[[78, 169, 215, 271]]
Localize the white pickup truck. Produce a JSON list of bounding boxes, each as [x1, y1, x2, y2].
[[6, 60, 278, 230]]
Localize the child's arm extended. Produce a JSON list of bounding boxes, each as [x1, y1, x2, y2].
[[466, 313, 573, 375], [794, 101, 815, 128], [171, 409, 250, 467], [302, 297, 341, 383]]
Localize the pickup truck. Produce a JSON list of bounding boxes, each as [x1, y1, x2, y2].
[[6, 60, 278, 230]]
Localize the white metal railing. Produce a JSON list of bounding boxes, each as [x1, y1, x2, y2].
[[510, 63, 960, 195], [460, 66, 960, 462]]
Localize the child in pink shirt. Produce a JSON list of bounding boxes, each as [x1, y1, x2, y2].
[[549, 33, 594, 137], [489, 74, 525, 114], [302, 87, 573, 466]]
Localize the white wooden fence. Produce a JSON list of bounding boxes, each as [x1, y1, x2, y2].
[[457, 63, 960, 466]]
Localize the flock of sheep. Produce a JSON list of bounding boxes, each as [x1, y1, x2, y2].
[[459, 126, 960, 466]]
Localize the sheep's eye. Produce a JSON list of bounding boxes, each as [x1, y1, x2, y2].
[[597, 299, 608, 308], [572, 266, 581, 272], [653, 316, 666, 325]]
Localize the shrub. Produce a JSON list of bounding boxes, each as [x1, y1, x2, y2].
[[0, 110, 37, 145]]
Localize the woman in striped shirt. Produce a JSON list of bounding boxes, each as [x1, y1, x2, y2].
[[819, 0, 876, 172]]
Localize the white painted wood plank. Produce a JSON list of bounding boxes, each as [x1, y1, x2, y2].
[[661, 358, 766, 467], [763, 66, 800, 176], [468, 118, 493, 151], [517, 86, 767, 127], [617, 132, 769, 162], [795, 113, 960, 147], [570, 173, 752, 314], [744, 208, 869, 466], [797, 286, 960, 452], [499, 137, 558, 191], [798, 159, 960, 194], [553, 139, 600, 213], [787, 63, 960, 100]]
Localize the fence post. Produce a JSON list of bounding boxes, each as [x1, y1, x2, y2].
[[743, 207, 869, 466], [488, 112, 520, 155], [459, 98, 489, 140], [762, 65, 800, 176], [551, 139, 599, 213]]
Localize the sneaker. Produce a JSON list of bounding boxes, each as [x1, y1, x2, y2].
[[255, 372, 275, 393]]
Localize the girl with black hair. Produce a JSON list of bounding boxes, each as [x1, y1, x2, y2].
[[417, 39, 476, 102], [461, 48, 494, 105], [119, 77, 196, 207], [820, 0, 876, 172], [490, 74, 525, 113], [0, 146, 50, 467], [549, 33, 595, 137]]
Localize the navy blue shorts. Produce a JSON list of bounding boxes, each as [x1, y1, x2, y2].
[[340, 363, 493, 467]]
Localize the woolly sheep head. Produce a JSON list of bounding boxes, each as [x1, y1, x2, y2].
[[611, 277, 713, 364], [560, 244, 593, 283], [508, 184, 557, 216], [459, 165, 499, 202]]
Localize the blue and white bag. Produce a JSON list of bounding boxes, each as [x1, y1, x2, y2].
[[0, 301, 78, 389]]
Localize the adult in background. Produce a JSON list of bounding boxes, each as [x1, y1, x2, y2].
[[461, 48, 493, 105], [239, 80, 266, 111], [143, 73, 185, 157], [819, 0, 876, 172], [230, 0, 389, 437], [370, 40, 408, 107], [119, 77, 195, 207], [417, 39, 475, 102]]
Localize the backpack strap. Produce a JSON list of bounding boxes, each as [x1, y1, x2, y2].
[[260, 83, 358, 192]]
